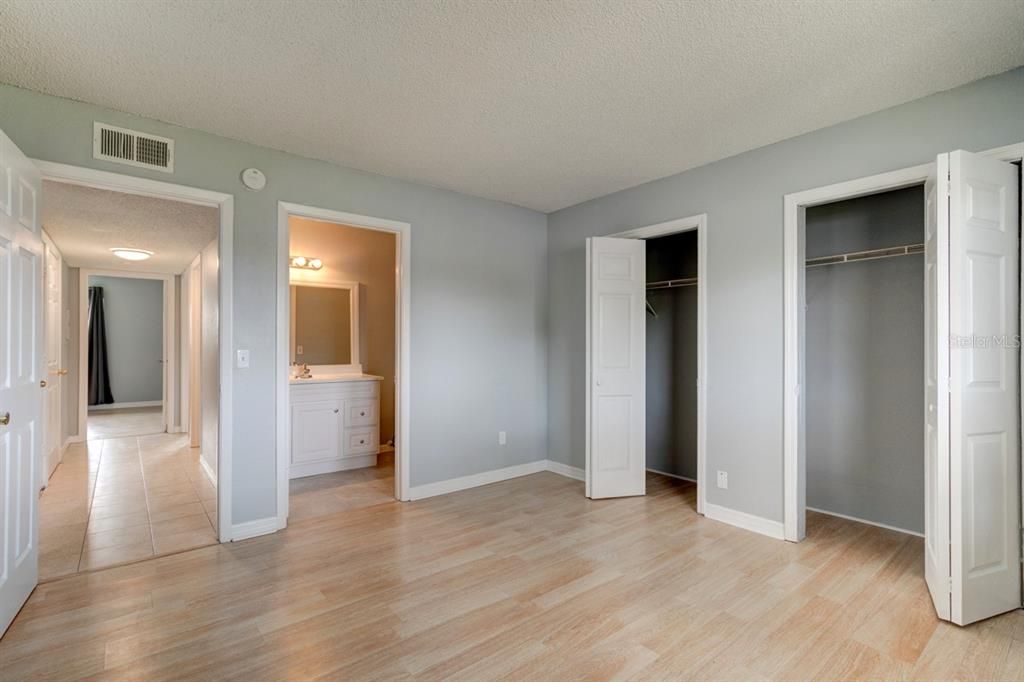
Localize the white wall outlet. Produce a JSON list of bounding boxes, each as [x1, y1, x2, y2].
[[296, 344, 304, 356], [236, 349, 250, 369], [498, 431, 507, 446], [716, 470, 728, 489]]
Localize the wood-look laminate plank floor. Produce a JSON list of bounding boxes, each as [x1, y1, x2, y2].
[[4, 471, 1023, 680]]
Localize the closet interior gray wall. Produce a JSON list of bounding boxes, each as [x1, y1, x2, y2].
[[88, 276, 164, 405], [805, 186, 924, 534], [646, 231, 698, 480]]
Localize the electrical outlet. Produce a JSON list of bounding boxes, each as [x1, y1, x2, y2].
[[716, 470, 728, 489], [498, 431, 507, 446], [296, 344, 304, 355]]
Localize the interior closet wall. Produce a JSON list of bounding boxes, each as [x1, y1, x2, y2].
[[805, 186, 924, 534], [646, 231, 698, 479]]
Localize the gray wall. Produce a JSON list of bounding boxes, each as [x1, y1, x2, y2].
[[88, 276, 163, 404], [0, 81, 548, 525], [200, 239, 218, 479], [805, 187, 924, 533], [62, 264, 79, 441], [548, 67, 1024, 523], [646, 231, 698, 480]]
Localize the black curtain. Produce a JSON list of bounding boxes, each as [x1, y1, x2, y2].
[[87, 286, 115, 406]]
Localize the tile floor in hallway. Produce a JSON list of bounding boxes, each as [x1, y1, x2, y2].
[[39, 431, 218, 580], [86, 406, 165, 440], [288, 451, 395, 523]]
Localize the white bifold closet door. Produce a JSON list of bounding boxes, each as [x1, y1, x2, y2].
[[585, 237, 646, 499], [925, 149, 1021, 626]]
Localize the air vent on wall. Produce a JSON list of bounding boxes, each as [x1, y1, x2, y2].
[[93, 122, 174, 173]]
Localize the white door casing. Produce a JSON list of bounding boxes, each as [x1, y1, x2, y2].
[[586, 237, 646, 499], [42, 232, 61, 484], [924, 154, 951, 622], [0, 128, 43, 637], [946, 150, 1021, 626]]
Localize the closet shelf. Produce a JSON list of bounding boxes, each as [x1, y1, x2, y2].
[[806, 243, 924, 269], [647, 276, 697, 290]]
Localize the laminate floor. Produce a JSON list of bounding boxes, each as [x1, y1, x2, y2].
[[37, 433, 218, 580], [5, 471, 1023, 680], [288, 452, 395, 523]]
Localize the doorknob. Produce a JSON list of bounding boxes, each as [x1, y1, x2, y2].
[[0, 412, 9, 426], [40, 380, 47, 388]]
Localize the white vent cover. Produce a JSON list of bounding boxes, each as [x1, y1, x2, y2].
[[93, 122, 174, 173]]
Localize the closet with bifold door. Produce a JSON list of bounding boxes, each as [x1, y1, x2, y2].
[[804, 185, 925, 536], [645, 231, 698, 484]]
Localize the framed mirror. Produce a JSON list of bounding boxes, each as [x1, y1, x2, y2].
[[289, 280, 361, 372]]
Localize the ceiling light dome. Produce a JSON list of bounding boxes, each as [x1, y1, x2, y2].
[[110, 248, 153, 261]]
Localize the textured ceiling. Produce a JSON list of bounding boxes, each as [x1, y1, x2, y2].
[[42, 181, 218, 273], [2, 1, 1023, 212]]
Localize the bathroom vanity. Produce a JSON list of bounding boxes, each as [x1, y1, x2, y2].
[[288, 278, 384, 478], [290, 374, 382, 478]]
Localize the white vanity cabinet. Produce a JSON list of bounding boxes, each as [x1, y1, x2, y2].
[[289, 375, 382, 478]]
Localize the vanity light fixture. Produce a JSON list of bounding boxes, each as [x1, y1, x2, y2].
[[110, 247, 153, 262], [290, 255, 323, 270]]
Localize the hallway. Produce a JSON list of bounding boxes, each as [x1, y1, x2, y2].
[[38, 432, 218, 580]]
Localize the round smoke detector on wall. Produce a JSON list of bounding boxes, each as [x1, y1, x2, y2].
[[241, 167, 267, 191]]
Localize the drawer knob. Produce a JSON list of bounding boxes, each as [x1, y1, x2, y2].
[[359, 439, 365, 444], [333, 409, 339, 414], [359, 411, 365, 417]]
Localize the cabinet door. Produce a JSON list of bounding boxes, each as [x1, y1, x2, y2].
[[291, 399, 341, 464]]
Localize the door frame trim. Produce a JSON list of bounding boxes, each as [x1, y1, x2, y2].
[[782, 142, 1024, 543], [602, 213, 708, 514], [275, 202, 412, 528], [34, 160, 235, 542]]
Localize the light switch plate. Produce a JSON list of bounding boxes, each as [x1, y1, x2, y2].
[[498, 431, 507, 446], [236, 349, 250, 368]]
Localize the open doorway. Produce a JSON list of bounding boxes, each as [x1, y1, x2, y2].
[[584, 214, 708, 514], [275, 203, 411, 529], [82, 272, 168, 440], [35, 175, 223, 578]]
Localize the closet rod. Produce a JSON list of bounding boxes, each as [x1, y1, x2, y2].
[[647, 276, 697, 290], [806, 243, 924, 269]]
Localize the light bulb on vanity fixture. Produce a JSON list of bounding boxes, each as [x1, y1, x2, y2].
[[290, 255, 323, 270]]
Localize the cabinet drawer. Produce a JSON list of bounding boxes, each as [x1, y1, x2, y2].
[[346, 399, 378, 427], [344, 427, 378, 455]]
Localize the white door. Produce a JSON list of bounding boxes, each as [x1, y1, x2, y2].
[[926, 149, 1022, 626], [947, 150, 1020, 625], [42, 233, 62, 484], [0, 128, 43, 637], [585, 237, 646, 498], [923, 154, 951, 621]]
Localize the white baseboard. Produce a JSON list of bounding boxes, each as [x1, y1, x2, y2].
[[646, 467, 696, 483], [806, 506, 923, 538], [545, 459, 585, 481], [704, 502, 785, 540], [199, 454, 217, 487], [409, 460, 549, 500], [67, 434, 85, 444], [88, 400, 162, 412], [229, 517, 280, 542], [290, 454, 377, 479]]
